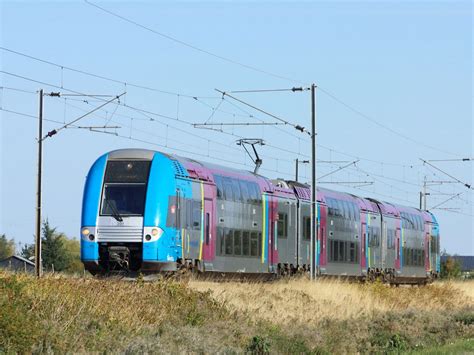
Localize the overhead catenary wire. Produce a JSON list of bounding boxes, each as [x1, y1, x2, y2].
[[0, 70, 314, 162], [420, 159, 472, 189], [82, 1, 308, 85], [2, 46, 462, 160], [215, 89, 308, 135], [0, 49, 424, 169], [317, 86, 462, 157], [0, 46, 216, 99], [3, 73, 470, 214], [41, 92, 125, 141]]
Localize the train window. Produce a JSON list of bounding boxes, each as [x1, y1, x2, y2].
[[166, 195, 177, 227], [214, 175, 224, 199], [346, 202, 353, 221], [341, 201, 347, 219], [223, 178, 234, 201], [218, 227, 225, 256], [343, 201, 351, 220], [104, 160, 151, 183], [192, 201, 201, 230], [205, 213, 210, 245], [327, 199, 333, 216], [246, 182, 257, 203], [242, 231, 250, 256], [339, 240, 345, 261], [369, 227, 378, 247], [231, 179, 242, 202], [332, 200, 340, 217], [387, 230, 395, 249], [249, 183, 261, 204], [225, 229, 233, 255], [277, 213, 288, 238], [348, 242, 358, 263], [234, 230, 242, 256], [258, 232, 263, 256], [239, 180, 250, 203], [303, 216, 311, 240], [250, 232, 259, 257]]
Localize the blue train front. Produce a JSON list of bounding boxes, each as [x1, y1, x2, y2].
[[81, 149, 188, 274]]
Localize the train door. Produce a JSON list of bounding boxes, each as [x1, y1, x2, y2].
[[395, 227, 401, 271], [425, 231, 430, 272], [381, 220, 387, 269], [202, 197, 215, 261], [361, 221, 367, 271]]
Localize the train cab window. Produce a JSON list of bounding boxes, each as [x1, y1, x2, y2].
[[239, 181, 250, 203], [231, 179, 242, 202], [277, 213, 288, 238], [303, 216, 311, 240], [225, 229, 233, 255], [214, 175, 224, 199], [250, 232, 259, 256], [223, 178, 234, 201], [234, 230, 242, 256], [242, 231, 250, 256]]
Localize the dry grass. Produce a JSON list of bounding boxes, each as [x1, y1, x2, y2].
[[1, 271, 473, 354], [189, 278, 474, 325]]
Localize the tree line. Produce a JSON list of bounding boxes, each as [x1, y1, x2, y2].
[[0, 220, 83, 273]]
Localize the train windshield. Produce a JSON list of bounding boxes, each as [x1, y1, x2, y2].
[[100, 160, 151, 217]]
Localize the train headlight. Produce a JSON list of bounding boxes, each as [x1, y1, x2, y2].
[[144, 227, 163, 243], [81, 227, 96, 242]]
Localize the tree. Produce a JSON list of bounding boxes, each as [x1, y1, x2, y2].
[[41, 220, 71, 272], [0, 234, 15, 259], [440, 256, 461, 279], [20, 243, 35, 261], [62, 237, 84, 273]]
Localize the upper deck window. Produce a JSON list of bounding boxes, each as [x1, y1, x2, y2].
[[104, 160, 151, 183]]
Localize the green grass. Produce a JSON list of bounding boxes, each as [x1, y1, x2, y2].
[[407, 338, 474, 354]]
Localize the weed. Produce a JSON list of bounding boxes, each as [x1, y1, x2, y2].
[[247, 335, 270, 354]]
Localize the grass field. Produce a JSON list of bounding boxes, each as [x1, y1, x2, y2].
[[1, 271, 473, 353]]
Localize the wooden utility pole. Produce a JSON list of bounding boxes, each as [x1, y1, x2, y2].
[[35, 89, 43, 277], [310, 84, 317, 280]]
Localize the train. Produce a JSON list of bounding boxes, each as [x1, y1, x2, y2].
[[80, 148, 440, 283]]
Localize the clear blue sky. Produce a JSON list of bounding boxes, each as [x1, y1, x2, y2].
[[1, 1, 472, 254]]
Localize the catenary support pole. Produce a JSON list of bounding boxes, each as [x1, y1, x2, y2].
[[310, 84, 317, 280], [295, 158, 299, 182], [35, 89, 43, 277]]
